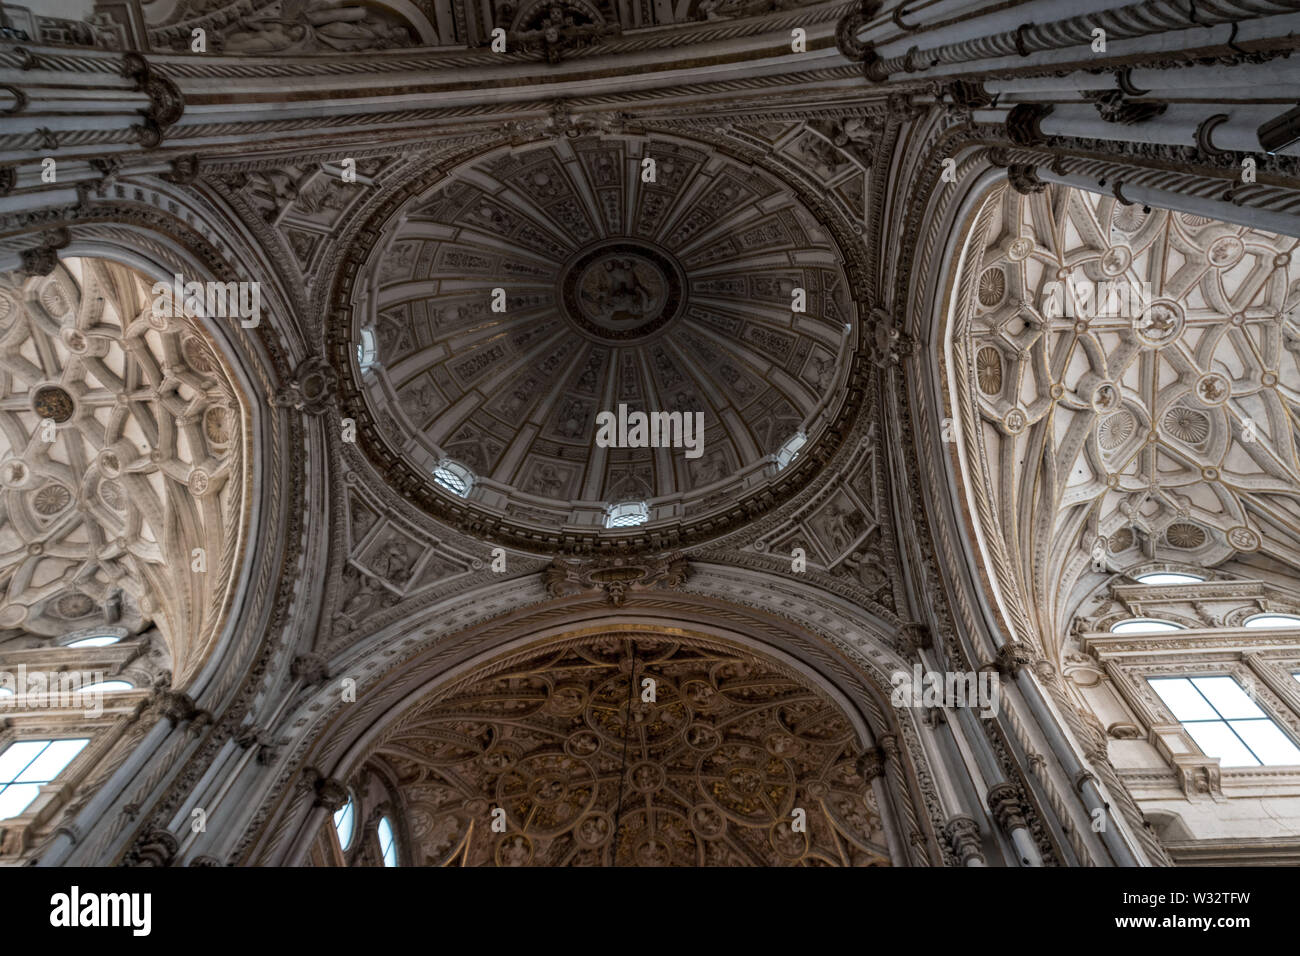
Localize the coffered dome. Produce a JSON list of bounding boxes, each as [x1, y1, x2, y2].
[[337, 132, 862, 549]]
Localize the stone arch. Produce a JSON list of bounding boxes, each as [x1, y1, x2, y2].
[[240, 581, 950, 867], [0, 193, 314, 867]]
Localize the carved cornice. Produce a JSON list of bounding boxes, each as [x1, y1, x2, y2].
[[543, 554, 690, 607]]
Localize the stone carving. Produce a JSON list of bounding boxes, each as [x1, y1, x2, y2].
[[544, 555, 690, 606], [272, 356, 337, 415], [1083, 90, 1168, 126], [18, 227, 70, 277], [292, 653, 332, 686], [508, 2, 621, 63], [944, 815, 985, 865], [219, 1, 415, 54], [0, 259, 249, 686], [336, 133, 860, 547], [126, 828, 180, 867], [121, 53, 183, 148], [949, 183, 1300, 665], [352, 632, 892, 866], [986, 782, 1029, 834]]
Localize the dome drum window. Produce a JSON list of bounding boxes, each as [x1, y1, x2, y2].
[[775, 431, 807, 471], [1134, 572, 1205, 586], [1110, 618, 1185, 634], [432, 459, 474, 497], [357, 327, 379, 374], [1243, 614, 1300, 629], [604, 500, 649, 529]]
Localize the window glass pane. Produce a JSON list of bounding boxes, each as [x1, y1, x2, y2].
[[1134, 572, 1204, 585], [378, 817, 397, 867], [0, 783, 41, 820], [333, 799, 354, 850], [1111, 619, 1183, 634], [1244, 614, 1300, 629], [1148, 678, 1217, 721], [65, 636, 120, 648], [606, 501, 648, 528], [0, 741, 47, 782], [1183, 721, 1260, 767], [1231, 719, 1300, 765], [1191, 677, 1264, 720], [14, 739, 88, 783]]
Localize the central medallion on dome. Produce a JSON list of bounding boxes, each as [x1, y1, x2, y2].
[[560, 241, 685, 341]]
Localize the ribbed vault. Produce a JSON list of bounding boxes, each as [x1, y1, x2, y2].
[[0, 258, 251, 685], [363, 628, 891, 866], [946, 183, 1300, 658]]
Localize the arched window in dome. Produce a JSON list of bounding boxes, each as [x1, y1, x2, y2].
[[775, 432, 807, 470], [377, 815, 398, 867], [605, 500, 649, 528], [1134, 572, 1205, 585], [357, 327, 379, 374], [1110, 619, 1184, 634], [432, 459, 474, 497], [1244, 614, 1300, 629], [333, 795, 355, 851]]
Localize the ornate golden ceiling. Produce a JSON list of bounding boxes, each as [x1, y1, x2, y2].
[[0, 258, 250, 683], [947, 183, 1300, 656], [364, 630, 890, 866], [343, 132, 857, 542]]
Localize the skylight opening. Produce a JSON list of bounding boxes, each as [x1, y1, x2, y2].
[[1135, 572, 1205, 585], [1110, 618, 1185, 634], [357, 327, 379, 373], [432, 459, 474, 497], [775, 432, 807, 471], [605, 500, 649, 528], [1244, 614, 1300, 629], [64, 636, 121, 648]]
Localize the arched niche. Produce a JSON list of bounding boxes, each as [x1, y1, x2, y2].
[[248, 587, 947, 867]]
